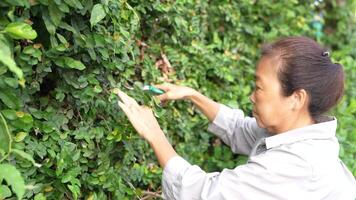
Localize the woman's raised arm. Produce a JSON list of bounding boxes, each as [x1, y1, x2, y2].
[[155, 83, 220, 122]]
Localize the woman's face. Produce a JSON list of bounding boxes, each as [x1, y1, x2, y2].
[[249, 56, 294, 134]]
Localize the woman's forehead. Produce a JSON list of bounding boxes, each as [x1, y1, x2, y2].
[[255, 56, 280, 82]]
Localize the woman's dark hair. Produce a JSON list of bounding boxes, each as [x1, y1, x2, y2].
[[261, 36, 344, 118]]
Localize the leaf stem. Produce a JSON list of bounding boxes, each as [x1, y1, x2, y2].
[[125, 2, 140, 23]]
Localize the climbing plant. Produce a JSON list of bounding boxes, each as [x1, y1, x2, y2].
[[0, 0, 354, 199]]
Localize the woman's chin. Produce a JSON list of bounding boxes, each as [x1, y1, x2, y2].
[[256, 121, 263, 128]]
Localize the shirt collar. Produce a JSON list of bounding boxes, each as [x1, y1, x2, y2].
[[265, 116, 337, 149]]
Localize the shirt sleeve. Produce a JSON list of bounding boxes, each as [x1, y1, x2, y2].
[[162, 151, 312, 200], [207, 104, 269, 155]]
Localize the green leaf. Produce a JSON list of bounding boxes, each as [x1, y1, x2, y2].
[[48, 2, 64, 26], [4, 77, 19, 88], [0, 164, 25, 199], [42, 9, 56, 35], [4, 22, 37, 40], [0, 113, 12, 154], [93, 85, 102, 93], [22, 46, 36, 54], [0, 34, 23, 79], [56, 33, 68, 44], [0, 65, 7, 75], [54, 57, 86, 70], [16, 112, 34, 124], [64, 0, 83, 9], [1, 110, 17, 120], [65, 58, 86, 70], [0, 89, 21, 109], [3, 0, 30, 7], [67, 184, 80, 200], [0, 185, 12, 199], [14, 132, 28, 142], [90, 4, 106, 27], [11, 149, 41, 167], [34, 193, 46, 200]]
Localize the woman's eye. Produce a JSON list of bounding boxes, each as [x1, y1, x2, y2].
[[253, 82, 261, 91]]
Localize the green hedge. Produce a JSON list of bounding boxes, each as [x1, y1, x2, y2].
[[0, 0, 355, 199]]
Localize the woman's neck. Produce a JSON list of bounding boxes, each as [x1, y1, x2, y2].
[[269, 111, 316, 135]]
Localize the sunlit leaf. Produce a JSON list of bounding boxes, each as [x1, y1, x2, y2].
[[90, 4, 106, 27], [0, 185, 12, 199], [0, 113, 11, 154], [0, 34, 23, 79], [11, 149, 42, 167], [0, 164, 25, 199], [4, 22, 37, 40]]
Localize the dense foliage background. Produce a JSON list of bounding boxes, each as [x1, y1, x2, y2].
[[0, 0, 355, 199]]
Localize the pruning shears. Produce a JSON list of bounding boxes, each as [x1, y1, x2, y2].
[[142, 85, 165, 95]]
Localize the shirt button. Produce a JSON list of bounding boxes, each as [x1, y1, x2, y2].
[[256, 144, 266, 155]]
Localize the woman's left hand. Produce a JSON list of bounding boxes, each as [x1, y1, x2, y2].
[[117, 90, 163, 142]]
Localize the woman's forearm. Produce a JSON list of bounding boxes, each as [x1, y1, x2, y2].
[[148, 130, 178, 168], [146, 90, 220, 168], [187, 90, 220, 122]]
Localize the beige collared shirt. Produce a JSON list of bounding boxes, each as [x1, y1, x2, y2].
[[162, 104, 356, 200]]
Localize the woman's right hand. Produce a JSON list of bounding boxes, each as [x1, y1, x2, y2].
[[154, 83, 196, 104], [155, 83, 220, 122]]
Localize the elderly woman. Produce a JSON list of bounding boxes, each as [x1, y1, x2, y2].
[[117, 36, 356, 199]]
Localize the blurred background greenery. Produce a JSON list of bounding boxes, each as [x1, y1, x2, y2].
[[0, 0, 355, 199]]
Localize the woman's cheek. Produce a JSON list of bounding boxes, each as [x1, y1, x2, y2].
[[253, 93, 268, 127], [256, 103, 271, 126]]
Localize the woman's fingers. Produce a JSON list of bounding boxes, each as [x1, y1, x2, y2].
[[159, 100, 168, 106], [119, 99, 157, 139], [119, 100, 141, 127], [118, 100, 131, 115], [118, 91, 164, 141], [153, 83, 171, 91], [117, 90, 139, 106], [161, 54, 172, 68], [155, 92, 170, 102]]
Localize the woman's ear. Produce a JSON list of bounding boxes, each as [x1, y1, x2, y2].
[[292, 89, 308, 110]]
